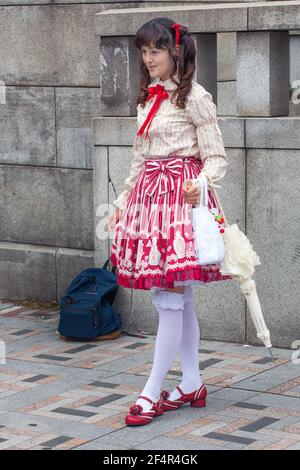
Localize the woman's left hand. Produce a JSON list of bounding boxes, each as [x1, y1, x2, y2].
[[181, 179, 200, 205]]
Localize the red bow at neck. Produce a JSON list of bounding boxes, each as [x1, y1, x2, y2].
[[137, 84, 169, 140]]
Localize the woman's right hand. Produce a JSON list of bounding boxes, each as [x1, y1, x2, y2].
[[182, 179, 200, 206], [105, 208, 122, 232]]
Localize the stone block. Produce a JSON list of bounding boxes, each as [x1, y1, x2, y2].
[[0, 87, 55, 166], [246, 148, 300, 348], [246, 117, 300, 149], [218, 81, 237, 116], [196, 33, 217, 103], [0, 165, 93, 249], [0, 242, 56, 301], [0, 5, 101, 86], [56, 87, 101, 169], [249, 1, 300, 30], [218, 32, 237, 82], [237, 31, 289, 116], [100, 36, 139, 116], [94, 4, 248, 36]]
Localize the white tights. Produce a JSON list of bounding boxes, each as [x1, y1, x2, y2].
[[135, 286, 203, 412]]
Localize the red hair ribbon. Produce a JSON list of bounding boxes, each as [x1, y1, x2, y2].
[[137, 84, 169, 140], [171, 23, 187, 46]]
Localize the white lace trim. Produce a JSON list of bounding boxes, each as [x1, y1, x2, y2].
[[152, 289, 185, 310]]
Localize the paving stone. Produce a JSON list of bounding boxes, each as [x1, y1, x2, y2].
[[199, 359, 224, 369], [39, 436, 73, 448], [9, 329, 35, 336], [245, 393, 300, 411], [203, 432, 256, 445], [88, 381, 119, 389], [210, 389, 260, 402], [51, 408, 96, 418], [232, 362, 300, 392], [34, 354, 72, 362], [92, 350, 158, 373], [230, 429, 280, 445], [74, 441, 128, 450], [253, 357, 275, 365], [239, 417, 280, 432], [3, 358, 108, 376], [63, 345, 98, 354], [0, 412, 112, 440], [87, 394, 126, 407], [233, 402, 267, 410], [263, 415, 300, 431], [133, 436, 223, 451], [22, 375, 50, 383], [123, 342, 148, 350]]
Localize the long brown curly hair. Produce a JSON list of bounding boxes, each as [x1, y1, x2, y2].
[[134, 17, 196, 109]]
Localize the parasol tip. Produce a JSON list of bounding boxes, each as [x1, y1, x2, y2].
[[267, 347, 275, 362]]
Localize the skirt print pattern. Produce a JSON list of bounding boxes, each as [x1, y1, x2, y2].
[[110, 156, 232, 290]]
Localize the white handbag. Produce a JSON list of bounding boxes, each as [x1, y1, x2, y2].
[[191, 173, 225, 265]]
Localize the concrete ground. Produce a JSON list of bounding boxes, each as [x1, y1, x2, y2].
[[0, 301, 299, 450]]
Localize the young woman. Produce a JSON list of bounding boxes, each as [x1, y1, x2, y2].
[[106, 17, 232, 426]]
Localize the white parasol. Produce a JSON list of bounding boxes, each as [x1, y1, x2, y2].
[[206, 177, 274, 361]]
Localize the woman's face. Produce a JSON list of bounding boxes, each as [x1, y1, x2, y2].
[[141, 42, 177, 81]]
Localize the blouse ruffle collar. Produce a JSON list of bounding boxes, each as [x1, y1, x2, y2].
[[149, 73, 179, 91]]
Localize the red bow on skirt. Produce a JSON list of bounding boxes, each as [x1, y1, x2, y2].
[[144, 158, 184, 198]]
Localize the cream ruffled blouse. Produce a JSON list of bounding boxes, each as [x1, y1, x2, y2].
[[113, 73, 229, 210]]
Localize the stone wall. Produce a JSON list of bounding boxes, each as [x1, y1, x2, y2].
[[0, 0, 299, 348]]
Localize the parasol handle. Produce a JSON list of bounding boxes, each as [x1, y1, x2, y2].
[[206, 176, 229, 227]]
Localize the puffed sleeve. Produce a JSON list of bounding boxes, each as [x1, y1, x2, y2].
[[112, 132, 144, 211], [188, 90, 229, 186]]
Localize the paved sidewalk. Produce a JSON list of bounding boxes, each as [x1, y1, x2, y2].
[[0, 301, 299, 450]]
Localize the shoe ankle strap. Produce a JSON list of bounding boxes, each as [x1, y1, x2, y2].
[[176, 384, 204, 395], [138, 395, 154, 404]]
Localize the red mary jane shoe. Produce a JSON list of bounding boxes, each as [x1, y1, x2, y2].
[[162, 384, 207, 411], [125, 393, 164, 426]]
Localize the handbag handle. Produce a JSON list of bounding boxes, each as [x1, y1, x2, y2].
[[199, 173, 209, 206]]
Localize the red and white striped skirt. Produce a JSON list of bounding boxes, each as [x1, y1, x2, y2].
[[110, 155, 232, 290]]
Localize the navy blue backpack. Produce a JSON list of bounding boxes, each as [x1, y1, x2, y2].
[[58, 259, 122, 340]]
